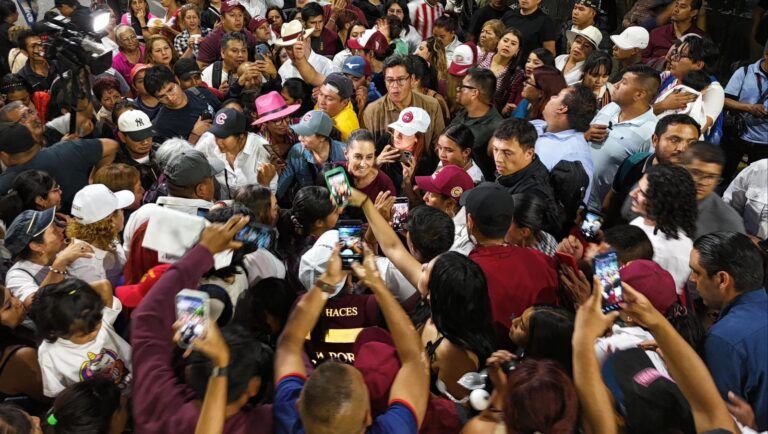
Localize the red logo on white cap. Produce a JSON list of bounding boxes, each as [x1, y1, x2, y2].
[[402, 111, 413, 123], [215, 113, 227, 125]]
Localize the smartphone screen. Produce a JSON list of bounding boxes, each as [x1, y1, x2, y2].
[[593, 252, 623, 312], [235, 222, 275, 250], [580, 211, 603, 242], [324, 168, 351, 207], [175, 290, 209, 348], [391, 198, 409, 231], [338, 222, 363, 269], [400, 151, 413, 164], [262, 144, 284, 163]]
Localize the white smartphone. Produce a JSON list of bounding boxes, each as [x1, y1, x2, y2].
[[175, 289, 210, 349]]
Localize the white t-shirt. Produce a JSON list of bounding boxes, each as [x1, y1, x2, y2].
[[595, 324, 669, 377], [68, 239, 127, 287], [375, 256, 419, 303], [201, 62, 231, 89], [435, 160, 484, 184], [6, 260, 48, 303], [450, 207, 475, 256], [555, 54, 585, 86], [38, 297, 132, 397], [278, 50, 340, 84], [630, 217, 693, 294]]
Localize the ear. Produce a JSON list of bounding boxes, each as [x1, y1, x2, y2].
[[117, 131, 127, 143], [716, 270, 732, 292], [195, 181, 207, 199], [34, 195, 48, 209], [651, 133, 659, 149], [520, 226, 533, 240], [28, 240, 46, 254], [461, 147, 471, 159], [524, 146, 535, 160], [247, 376, 262, 398], [466, 213, 475, 233]]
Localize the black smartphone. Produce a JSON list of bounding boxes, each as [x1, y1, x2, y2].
[[593, 251, 623, 313], [391, 197, 409, 231], [200, 110, 213, 121], [580, 210, 604, 242], [337, 220, 363, 269], [235, 222, 276, 251], [262, 144, 284, 164]]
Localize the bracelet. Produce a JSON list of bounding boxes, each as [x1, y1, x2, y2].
[[211, 365, 228, 377], [49, 267, 69, 276], [316, 278, 337, 294]]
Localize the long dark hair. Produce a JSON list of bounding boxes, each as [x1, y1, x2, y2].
[[644, 164, 697, 239], [510, 193, 548, 240], [428, 252, 495, 364], [231, 278, 296, 346], [289, 186, 335, 237], [525, 306, 575, 374], [496, 28, 524, 93], [384, 0, 411, 28], [0, 170, 56, 225]]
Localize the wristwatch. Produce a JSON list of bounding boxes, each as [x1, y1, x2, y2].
[[211, 366, 228, 377]]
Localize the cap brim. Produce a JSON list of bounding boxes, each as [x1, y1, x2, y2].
[[567, 30, 599, 48], [208, 158, 226, 175], [347, 39, 365, 50], [290, 122, 314, 137], [208, 124, 231, 138], [610, 34, 644, 50], [114, 190, 136, 210], [342, 69, 364, 78], [116, 283, 145, 308], [252, 103, 301, 125], [448, 63, 472, 77], [30, 206, 57, 237], [387, 121, 418, 137], [414, 175, 440, 194], [125, 127, 155, 142], [179, 71, 201, 81]]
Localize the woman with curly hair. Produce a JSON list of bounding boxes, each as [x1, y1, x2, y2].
[[66, 184, 135, 286], [416, 36, 448, 87], [629, 164, 698, 293]]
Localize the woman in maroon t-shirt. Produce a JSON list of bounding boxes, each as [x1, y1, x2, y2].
[[341, 130, 396, 201]]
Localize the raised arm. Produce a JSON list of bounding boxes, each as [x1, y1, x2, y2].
[[348, 188, 423, 287], [274, 246, 345, 381], [290, 38, 326, 87], [621, 283, 739, 433], [351, 247, 429, 427], [572, 282, 620, 434], [96, 138, 119, 169]]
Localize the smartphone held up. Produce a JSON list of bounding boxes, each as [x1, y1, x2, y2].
[[176, 289, 210, 348]]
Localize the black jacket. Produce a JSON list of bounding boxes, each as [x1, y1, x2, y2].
[[496, 155, 561, 234], [114, 144, 161, 191]]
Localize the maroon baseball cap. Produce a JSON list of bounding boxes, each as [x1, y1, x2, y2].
[[220, 0, 246, 15], [347, 29, 389, 57], [353, 327, 399, 416], [415, 165, 475, 201], [620, 260, 678, 315], [248, 15, 269, 32]]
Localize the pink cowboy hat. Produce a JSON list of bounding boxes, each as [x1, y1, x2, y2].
[[251, 91, 301, 125]]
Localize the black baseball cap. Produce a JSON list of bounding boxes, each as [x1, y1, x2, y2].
[[460, 182, 514, 239], [0, 123, 36, 155], [173, 57, 202, 81], [323, 73, 354, 100], [5, 207, 57, 256], [208, 108, 247, 138]]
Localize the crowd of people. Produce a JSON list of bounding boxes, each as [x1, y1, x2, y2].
[[0, 0, 767, 431]]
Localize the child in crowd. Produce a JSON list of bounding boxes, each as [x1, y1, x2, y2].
[[29, 279, 132, 398], [655, 69, 711, 132]]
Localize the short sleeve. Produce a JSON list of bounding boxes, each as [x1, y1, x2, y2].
[[53, 139, 104, 170], [701, 83, 725, 126], [102, 297, 123, 325], [274, 376, 306, 434], [723, 66, 747, 98], [39, 347, 66, 397], [5, 267, 41, 302], [369, 402, 419, 434]]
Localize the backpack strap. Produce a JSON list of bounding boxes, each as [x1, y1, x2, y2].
[[211, 61, 223, 90]]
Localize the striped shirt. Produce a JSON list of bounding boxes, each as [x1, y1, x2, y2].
[[408, 0, 444, 40]]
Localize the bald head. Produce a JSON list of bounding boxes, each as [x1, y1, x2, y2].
[[299, 362, 371, 434]]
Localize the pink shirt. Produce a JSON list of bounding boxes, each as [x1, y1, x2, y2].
[[120, 11, 157, 26], [112, 45, 145, 88]]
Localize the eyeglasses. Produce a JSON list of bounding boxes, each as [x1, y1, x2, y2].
[[49, 185, 62, 194], [456, 84, 476, 92], [385, 76, 410, 87], [119, 34, 138, 42], [687, 168, 721, 184], [269, 117, 289, 125]]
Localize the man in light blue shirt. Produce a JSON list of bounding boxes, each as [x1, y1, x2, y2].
[[722, 44, 768, 182], [533, 84, 598, 204], [584, 65, 660, 209], [277, 110, 347, 200]]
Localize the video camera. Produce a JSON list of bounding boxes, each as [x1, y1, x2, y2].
[[32, 11, 112, 74]]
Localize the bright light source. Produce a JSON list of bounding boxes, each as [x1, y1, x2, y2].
[[92, 11, 110, 33]]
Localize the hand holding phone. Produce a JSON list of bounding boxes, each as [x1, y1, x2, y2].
[[175, 289, 210, 348], [324, 167, 352, 207], [235, 222, 276, 251], [593, 251, 623, 313], [391, 197, 409, 231], [337, 220, 363, 269]]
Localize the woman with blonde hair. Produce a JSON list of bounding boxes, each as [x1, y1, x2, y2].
[[416, 36, 448, 89], [66, 184, 134, 286], [477, 19, 505, 62], [93, 164, 145, 211], [144, 34, 178, 69]]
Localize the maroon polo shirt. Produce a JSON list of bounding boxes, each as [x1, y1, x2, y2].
[[641, 23, 707, 63], [310, 28, 343, 57], [468, 244, 559, 348], [197, 27, 257, 65]]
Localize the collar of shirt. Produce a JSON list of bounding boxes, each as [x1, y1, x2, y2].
[[214, 132, 258, 167], [609, 106, 656, 127], [716, 288, 767, 321]]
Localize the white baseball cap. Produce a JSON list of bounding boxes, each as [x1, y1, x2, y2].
[[388, 107, 430, 137], [448, 42, 478, 77], [610, 26, 650, 50], [71, 184, 135, 225], [299, 230, 345, 297], [118, 110, 155, 142], [566, 25, 603, 49]]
